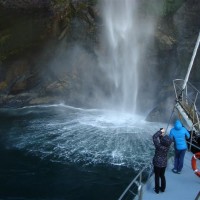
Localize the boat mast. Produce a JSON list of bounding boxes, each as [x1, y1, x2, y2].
[[166, 31, 200, 133], [182, 31, 200, 90]]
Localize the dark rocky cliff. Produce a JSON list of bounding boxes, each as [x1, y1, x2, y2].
[[0, 0, 199, 112], [146, 0, 200, 122], [0, 0, 100, 107]]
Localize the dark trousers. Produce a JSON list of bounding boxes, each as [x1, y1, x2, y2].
[[174, 149, 186, 172], [154, 166, 166, 192]]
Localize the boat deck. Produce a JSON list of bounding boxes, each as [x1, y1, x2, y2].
[[142, 151, 200, 200]]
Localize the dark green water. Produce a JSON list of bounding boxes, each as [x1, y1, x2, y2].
[[0, 104, 163, 200], [0, 148, 133, 200]]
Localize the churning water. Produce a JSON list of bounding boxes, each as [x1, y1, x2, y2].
[[0, 104, 166, 199], [0, 1, 159, 199]]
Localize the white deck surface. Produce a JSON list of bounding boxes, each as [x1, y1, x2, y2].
[[142, 151, 200, 200]]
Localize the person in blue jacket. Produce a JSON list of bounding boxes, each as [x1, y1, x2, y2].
[[169, 120, 190, 174], [153, 128, 172, 194]]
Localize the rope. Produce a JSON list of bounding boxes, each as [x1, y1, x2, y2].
[[165, 103, 176, 135]]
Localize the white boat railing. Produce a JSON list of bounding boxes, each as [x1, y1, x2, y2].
[[173, 79, 200, 133], [118, 163, 152, 200], [173, 79, 200, 152]]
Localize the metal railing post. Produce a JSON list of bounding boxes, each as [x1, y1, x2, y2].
[[138, 173, 143, 200], [189, 126, 194, 152]]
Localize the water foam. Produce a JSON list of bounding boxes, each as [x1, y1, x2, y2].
[[4, 105, 166, 170]]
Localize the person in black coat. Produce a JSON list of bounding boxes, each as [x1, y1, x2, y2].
[[153, 128, 172, 194]]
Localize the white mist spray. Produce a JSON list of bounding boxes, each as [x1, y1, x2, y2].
[[99, 0, 155, 113]]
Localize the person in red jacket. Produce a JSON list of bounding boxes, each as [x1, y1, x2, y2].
[[153, 128, 172, 194]]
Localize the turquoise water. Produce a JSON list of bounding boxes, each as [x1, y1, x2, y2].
[[0, 104, 165, 200]]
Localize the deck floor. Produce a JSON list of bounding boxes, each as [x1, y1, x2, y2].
[[142, 151, 200, 200]]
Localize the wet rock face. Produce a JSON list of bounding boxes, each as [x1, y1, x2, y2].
[[0, 0, 200, 109], [0, 0, 51, 9], [0, 0, 100, 108], [146, 1, 200, 123], [173, 0, 200, 82]]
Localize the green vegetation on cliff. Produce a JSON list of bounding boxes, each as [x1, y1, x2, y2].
[[142, 0, 185, 17], [0, 8, 51, 61], [163, 0, 186, 16]]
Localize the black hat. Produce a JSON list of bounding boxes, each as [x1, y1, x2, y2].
[[161, 135, 172, 147]]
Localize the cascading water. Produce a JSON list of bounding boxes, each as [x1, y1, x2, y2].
[[0, 1, 161, 200], [99, 0, 155, 113]]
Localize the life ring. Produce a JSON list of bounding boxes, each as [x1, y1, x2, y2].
[[191, 152, 200, 177]]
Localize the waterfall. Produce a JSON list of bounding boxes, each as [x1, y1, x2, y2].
[[99, 0, 155, 113]]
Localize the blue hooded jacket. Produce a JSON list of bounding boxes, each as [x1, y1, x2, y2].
[[169, 120, 190, 150]]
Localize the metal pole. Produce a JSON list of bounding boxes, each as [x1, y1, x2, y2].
[[138, 174, 142, 200], [189, 126, 194, 152], [182, 32, 200, 90]]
